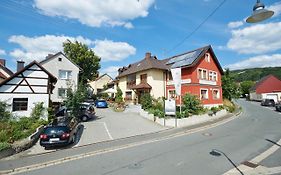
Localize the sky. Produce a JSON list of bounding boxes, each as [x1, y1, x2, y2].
[[0, 0, 281, 78]]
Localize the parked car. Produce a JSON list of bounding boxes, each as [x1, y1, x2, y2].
[[275, 103, 281, 112], [40, 117, 78, 148], [55, 103, 96, 122], [95, 99, 108, 108], [261, 99, 275, 107]]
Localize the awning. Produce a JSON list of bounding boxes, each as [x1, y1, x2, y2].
[[102, 88, 117, 93], [131, 82, 152, 89]]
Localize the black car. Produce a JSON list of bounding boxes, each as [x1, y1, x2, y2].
[[40, 117, 78, 148], [261, 99, 275, 107], [276, 103, 281, 112]]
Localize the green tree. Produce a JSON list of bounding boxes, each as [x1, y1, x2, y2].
[[63, 40, 101, 85], [222, 69, 240, 101], [182, 93, 203, 115], [240, 81, 255, 97], [66, 84, 87, 117], [140, 93, 152, 110], [0, 101, 11, 121], [115, 87, 123, 104]]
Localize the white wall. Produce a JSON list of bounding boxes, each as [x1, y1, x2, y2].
[[41, 53, 80, 103], [0, 94, 49, 119]]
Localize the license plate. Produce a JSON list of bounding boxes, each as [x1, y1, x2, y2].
[[50, 138, 60, 142]]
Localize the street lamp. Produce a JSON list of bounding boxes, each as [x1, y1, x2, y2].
[[246, 0, 274, 23]]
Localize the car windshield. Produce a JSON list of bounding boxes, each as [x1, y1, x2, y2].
[[43, 126, 69, 134]]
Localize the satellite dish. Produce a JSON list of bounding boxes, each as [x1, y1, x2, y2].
[[246, 0, 274, 23]]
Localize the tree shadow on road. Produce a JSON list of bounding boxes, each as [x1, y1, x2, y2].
[[265, 139, 281, 147]]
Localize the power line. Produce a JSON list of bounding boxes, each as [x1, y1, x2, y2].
[[164, 0, 227, 55]]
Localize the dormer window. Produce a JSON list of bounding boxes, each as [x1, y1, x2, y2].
[[205, 53, 210, 62], [58, 57, 62, 61]]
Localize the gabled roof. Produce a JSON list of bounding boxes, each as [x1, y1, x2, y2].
[[0, 61, 57, 87], [95, 73, 113, 82], [39, 51, 82, 71], [250, 74, 281, 91], [166, 45, 224, 74], [117, 56, 170, 78]]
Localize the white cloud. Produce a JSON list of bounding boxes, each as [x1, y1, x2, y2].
[[34, 0, 155, 28], [8, 35, 136, 63], [225, 54, 281, 70], [268, 1, 281, 17], [227, 22, 281, 54], [93, 39, 136, 62], [0, 49, 6, 55], [100, 66, 120, 79], [227, 21, 244, 29]]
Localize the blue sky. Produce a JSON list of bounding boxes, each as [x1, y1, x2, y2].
[[0, 0, 281, 78]]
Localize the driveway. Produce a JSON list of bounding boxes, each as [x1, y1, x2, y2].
[[14, 107, 166, 157]]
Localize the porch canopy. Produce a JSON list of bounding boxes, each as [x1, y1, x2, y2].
[[131, 82, 152, 89], [102, 88, 117, 93]]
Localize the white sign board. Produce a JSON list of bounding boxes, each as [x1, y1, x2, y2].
[[165, 99, 176, 116], [171, 68, 181, 96]]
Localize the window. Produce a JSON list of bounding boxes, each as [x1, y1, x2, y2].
[[125, 91, 132, 100], [200, 89, 208, 100], [140, 74, 147, 83], [168, 90, 176, 99], [168, 72, 173, 81], [209, 71, 217, 81], [213, 89, 220, 99], [58, 57, 62, 61], [59, 70, 72, 80], [205, 53, 210, 62], [58, 88, 67, 98], [198, 68, 208, 80], [13, 98, 28, 111]]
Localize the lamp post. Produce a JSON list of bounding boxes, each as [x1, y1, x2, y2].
[[246, 0, 274, 23]]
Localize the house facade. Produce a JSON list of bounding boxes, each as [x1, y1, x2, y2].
[[166, 45, 223, 107], [0, 59, 13, 83], [0, 61, 57, 118], [88, 74, 113, 94], [117, 45, 223, 107], [250, 75, 281, 102], [40, 52, 80, 104], [117, 52, 169, 102]]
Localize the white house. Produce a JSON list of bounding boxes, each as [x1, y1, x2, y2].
[[88, 74, 113, 94], [0, 59, 13, 83], [0, 61, 57, 118], [40, 52, 81, 104]]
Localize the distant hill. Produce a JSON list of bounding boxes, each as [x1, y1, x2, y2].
[[230, 67, 281, 82]]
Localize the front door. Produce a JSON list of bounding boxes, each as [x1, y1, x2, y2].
[[137, 89, 150, 103]]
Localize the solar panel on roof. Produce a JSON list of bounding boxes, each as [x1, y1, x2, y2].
[[167, 49, 203, 65], [167, 49, 204, 68]]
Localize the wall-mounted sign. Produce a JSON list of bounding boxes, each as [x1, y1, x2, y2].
[[165, 99, 176, 116]]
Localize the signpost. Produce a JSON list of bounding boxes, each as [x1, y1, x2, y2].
[[171, 67, 181, 127]]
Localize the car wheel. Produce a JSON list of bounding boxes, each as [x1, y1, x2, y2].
[[81, 115, 88, 122]]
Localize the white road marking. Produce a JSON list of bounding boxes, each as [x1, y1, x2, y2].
[[96, 122, 113, 140]]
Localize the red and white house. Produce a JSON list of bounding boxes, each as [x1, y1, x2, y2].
[[165, 45, 224, 107]]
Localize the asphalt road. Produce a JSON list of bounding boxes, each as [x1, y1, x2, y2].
[[7, 100, 281, 174]]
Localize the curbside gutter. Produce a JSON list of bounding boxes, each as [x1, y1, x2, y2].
[[0, 125, 44, 159]]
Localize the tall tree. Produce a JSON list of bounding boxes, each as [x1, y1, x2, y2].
[[222, 69, 240, 101], [63, 40, 100, 85], [240, 81, 255, 97]]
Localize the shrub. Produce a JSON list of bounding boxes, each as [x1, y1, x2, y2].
[[31, 102, 45, 120], [210, 106, 220, 114], [115, 87, 123, 104], [0, 142, 11, 151], [182, 93, 204, 116], [0, 101, 11, 121], [223, 99, 236, 113], [152, 98, 164, 111], [140, 93, 152, 110]]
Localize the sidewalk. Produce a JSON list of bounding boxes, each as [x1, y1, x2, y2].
[[224, 139, 281, 175]]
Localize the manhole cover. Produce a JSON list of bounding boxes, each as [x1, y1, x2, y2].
[[202, 133, 212, 137], [242, 161, 259, 168], [128, 163, 143, 169]]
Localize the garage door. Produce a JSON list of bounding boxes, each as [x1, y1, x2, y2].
[[266, 94, 278, 103]]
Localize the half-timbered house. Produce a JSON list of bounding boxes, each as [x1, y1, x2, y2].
[[0, 61, 57, 118]]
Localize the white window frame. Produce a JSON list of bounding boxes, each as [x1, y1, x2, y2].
[[205, 53, 210, 62], [200, 88, 209, 100], [59, 70, 72, 80], [58, 88, 68, 98], [198, 68, 208, 80], [212, 89, 220, 99], [209, 71, 217, 81]]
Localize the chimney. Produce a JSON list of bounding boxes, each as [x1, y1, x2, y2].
[[145, 52, 151, 59], [17, 60, 25, 72], [0, 59, 5, 66]]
